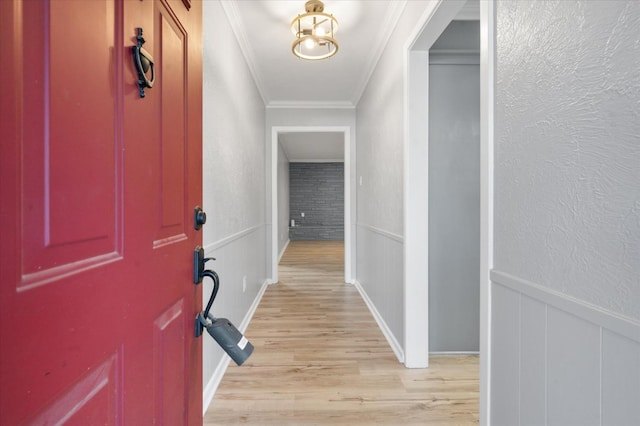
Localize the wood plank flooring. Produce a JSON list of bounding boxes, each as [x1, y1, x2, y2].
[[204, 240, 479, 425]]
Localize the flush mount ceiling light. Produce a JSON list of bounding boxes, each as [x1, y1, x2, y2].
[[291, 0, 339, 60]]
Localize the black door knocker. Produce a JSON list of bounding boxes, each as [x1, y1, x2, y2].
[[132, 28, 155, 98]]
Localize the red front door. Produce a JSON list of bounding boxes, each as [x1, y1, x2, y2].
[[0, 0, 203, 423]]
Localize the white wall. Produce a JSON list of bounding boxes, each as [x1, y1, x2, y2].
[[202, 0, 267, 411], [492, 1, 640, 423], [277, 141, 290, 258], [355, 0, 434, 360]]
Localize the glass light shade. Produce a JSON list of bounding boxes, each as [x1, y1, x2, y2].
[[291, 1, 339, 60]]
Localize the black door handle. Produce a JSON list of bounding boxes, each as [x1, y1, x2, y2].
[[191, 248, 254, 365]]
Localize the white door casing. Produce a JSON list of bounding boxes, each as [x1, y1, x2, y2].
[[403, 1, 494, 425], [270, 126, 354, 285]]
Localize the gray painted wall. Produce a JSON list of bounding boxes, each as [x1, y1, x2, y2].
[[202, 0, 267, 408], [289, 162, 344, 240], [277, 142, 290, 255], [431, 19, 480, 52], [492, 1, 640, 423], [428, 55, 480, 352]]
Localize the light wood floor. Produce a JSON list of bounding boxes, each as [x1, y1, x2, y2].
[[204, 240, 479, 425]]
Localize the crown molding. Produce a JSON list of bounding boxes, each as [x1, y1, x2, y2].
[[455, 0, 480, 20], [351, 0, 407, 105], [289, 159, 345, 163], [267, 100, 355, 110], [220, 0, 269, 105]]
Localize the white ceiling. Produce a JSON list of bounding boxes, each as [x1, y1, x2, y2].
[[221, 0, 407, 107], [220, 0, 479, 161]]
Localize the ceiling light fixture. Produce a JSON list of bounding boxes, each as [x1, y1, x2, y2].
[[291, 0, 339, 60]]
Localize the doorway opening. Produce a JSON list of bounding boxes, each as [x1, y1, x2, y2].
[[270, 126, 353, 285], [427, 20, 480, 354], [404, 0, 494, 423]]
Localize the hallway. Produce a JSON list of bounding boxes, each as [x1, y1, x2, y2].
[[204, 241, 479, 424]]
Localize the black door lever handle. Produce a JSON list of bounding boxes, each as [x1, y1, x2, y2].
[[193, 246, 215, 284]]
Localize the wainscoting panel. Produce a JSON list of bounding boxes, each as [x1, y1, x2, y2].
[[519, 296, 546, 425], [201, 225, 268, 412], [491, 270, 640, 426], [490, 284, 520, 426], [355, 224, 404, 356], [546, 307, 600, 426], [601, 330, 640, 425]]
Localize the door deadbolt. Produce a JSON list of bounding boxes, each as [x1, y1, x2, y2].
[[194, 206, 207, 230]]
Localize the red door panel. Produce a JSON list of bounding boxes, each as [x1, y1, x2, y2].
[[154, 299, 187, 424], [30, 354, 122, 425], [156, 3, 188, 245], [0, 0, 202, 424], [21, 0, 121, 288]]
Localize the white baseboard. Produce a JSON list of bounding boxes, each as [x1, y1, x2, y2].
[[354, 280, 405, 363], [238, 279, 269, 333], [430, 351, 480, 355], [202, 353, 231, 416], [278, 239, 290, 263], [202, 278, 269, 414]]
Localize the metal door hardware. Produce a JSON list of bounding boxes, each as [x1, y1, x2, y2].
[[192, 246, 254, 365], [193, 246, 215, 284], [194, 206, 207, 230], [132, 28, 155, 98]]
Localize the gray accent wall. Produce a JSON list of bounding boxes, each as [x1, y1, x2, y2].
[[428, 49, 480, 352], [289, 162, 344, 240], [492, 1, 640, 423]]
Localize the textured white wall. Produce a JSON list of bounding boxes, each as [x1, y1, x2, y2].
[[495, 0, 640, 319], [492, 1, 640, 423], [203, 1, 265, 244], [357, 1, 449, 234], [356, 41, 404, 234], [202, 0, 267, 410], [277, 141, 289, 255], [355, 0, 434, 357]]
